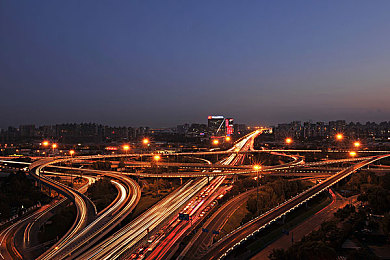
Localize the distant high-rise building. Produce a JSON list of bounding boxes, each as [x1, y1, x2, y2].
[[225, 118, 234, 136], [19, 125, 36, 138], [233, 124, 248, 135], [208, 116, 225, 136], [208, 116, 234, 136]]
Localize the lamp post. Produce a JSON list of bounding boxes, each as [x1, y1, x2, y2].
[[335, 133, 344, 153], [285, 138, 292, 145], [123, 144, 130, 154], [42, 141, 49, 157], [213, 139, 219, 161], [122, 144, 130, 170], [154, 155, 161, 197], [52, 143, 57, 156], [69, 150, 75, 185], [253, 164, 262, 215], [142, 138, 149, 161]]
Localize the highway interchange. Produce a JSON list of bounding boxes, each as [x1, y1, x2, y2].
[[0, 130, 389, 260]]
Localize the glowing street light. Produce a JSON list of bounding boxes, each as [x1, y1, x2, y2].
[[213, 139, 219, 145], [122, 144, 130, 153], [69, 150, 75, 183], [349, 151, 357, 157], [285, 138, 293, 144], [353, 141, 361, 148], [336, 133, 344, 141], [42, 141, 50, 157], [51, 143, 57, 156], [154, 154, 161, 197], [253, 165, 262, 171], [225, 136, 231, 142], [143, 138, 149, 145], [253, 164, 262, 215]]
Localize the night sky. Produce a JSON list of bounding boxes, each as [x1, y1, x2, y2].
[[1, 1, 390, 128]]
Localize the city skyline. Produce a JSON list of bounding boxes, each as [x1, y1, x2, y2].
[[2, 1, 390, 128], [1, 2, 390, 259], [2, 118, 390, 130]]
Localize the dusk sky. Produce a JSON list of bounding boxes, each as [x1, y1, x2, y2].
[[1, 1, 390, 128]]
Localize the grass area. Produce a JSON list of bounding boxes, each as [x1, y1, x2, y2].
[[230, 193, 331, 258], [217, 179, 313, 242], [38, 203, 76, 243], [250, 196, 331, 252], [129, 194, 160, 219], [86, 178, 117, 212], [217, 199, 250, 240]]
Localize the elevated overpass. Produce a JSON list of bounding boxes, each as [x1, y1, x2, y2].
[[203, 153, 390, 260]]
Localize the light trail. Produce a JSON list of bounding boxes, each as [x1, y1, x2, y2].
[[142, 131, 261, 260]]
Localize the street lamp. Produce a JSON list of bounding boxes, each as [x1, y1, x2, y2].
[[353, 141, 361, 148], [122, 144, 130, 154], [42, 141, 49, 157], [253, 164, 262, 215], [285, 138, 292, 145], [69, 150, 75, 184], [336, 133, 344, 141], [349, 151, 357, 157], [225, 136, 231, 142], [52, 143, 57, 156], [212, 139, 219, 145], [154, 155, 161, 197], [142, 138, 150, 159]]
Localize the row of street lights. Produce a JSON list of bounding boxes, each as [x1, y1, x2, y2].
[[212, 136, 232, 146], [284, 134, 361, 147], [42, 138, 152, 157], [121, 138, 149, 153], [251, 133, 362, 214], [42, 141, 76, 157], [41, 140, 58, 156]]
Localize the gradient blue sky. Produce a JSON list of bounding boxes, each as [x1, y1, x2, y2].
[[1, 1, 390, 128]]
